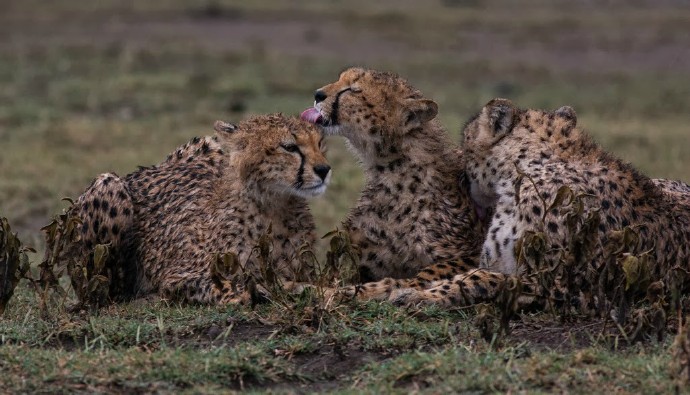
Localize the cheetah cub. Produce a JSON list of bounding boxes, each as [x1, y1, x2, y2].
[[393, 99, 690, 308], [56, 114, 330, 305], [302, 68, 484, 300]]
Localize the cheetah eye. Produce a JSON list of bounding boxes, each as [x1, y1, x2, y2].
[[280, 143, 300, 153], [350, 86, 362, 93]]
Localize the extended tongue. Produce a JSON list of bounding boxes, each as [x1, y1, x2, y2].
[[300, 108, 323, 125]]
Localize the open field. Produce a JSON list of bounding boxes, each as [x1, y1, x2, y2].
[[2, 0, 690, 392]]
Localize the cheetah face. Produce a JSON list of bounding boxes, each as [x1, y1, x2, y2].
[[219, 115, 331, 199], [279, 130, 332, 199], [301, 67, 438, 161]]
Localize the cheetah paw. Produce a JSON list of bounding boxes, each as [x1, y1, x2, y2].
[[389, 288, 426, 306], [389, 288, 449, 307]]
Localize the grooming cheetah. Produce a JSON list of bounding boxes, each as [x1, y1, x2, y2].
[[51, 114, 331, 305], [301, 67, 485, 300], [392, 99, 690, 309]]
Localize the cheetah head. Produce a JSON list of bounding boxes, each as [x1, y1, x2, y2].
[[301, 67, 438, 163], [216, 114, 331, 199], [462, 98, 578, 210], [460, 98, 519, 210], [462, 98, 518, 152]]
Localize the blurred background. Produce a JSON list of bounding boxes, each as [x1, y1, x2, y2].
[[1, 0, 689, 251]]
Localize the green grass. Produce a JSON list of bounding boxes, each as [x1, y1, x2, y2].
[[2, 284, 685, 393], [351, 345, 674, 393], [3, 283, 685, 393], [1, 0, 690, 392]]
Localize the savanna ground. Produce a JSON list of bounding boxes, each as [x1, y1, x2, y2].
[[1, 0, 690, 392]]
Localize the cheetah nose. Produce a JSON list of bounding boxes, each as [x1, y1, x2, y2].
[[314, 90, 327, 104], [313, 164, 331, 181]]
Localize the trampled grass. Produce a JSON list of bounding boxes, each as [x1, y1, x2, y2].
[[1, 0, 690, 392]]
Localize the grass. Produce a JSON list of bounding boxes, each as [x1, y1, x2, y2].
[[1, 0, 690, 392], [2, 284, 683, 393], [353, 345, 674, 393]]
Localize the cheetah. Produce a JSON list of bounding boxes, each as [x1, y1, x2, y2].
[[52, 114, 331, 305], [392, 99, 690, 310], [301, 67, 485, 300]]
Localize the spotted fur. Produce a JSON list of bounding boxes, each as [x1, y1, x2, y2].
[[59, 114, 330, 304], [304, 68, 485, 300], [392, 99, 690, 309]]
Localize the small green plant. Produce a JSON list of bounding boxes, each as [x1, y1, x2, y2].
[[512, 175, 602, 320], [671, 313, 690, 388], [38, 198, 114, 313], [203, 226, 361, 332], [0, 216, 34, 315], [251, 228, 362, 328], [510, 167, 672, 339], [210, 250, 244, 295], [321, 228, 360, 287]]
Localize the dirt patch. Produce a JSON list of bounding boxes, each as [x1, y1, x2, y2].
[[43, 319, 394, 392], [295, 347, 379, 378], [271, 345, 389, 393], [508, 318, 606, 351], [506, 313, 681, 351], [168, 320, 279, 348]]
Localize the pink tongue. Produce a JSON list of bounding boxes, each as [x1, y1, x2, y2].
[[300, 108, 323, 125]]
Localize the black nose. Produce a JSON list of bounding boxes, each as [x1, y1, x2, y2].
[[314, 90, 327, 103], [313, 164, 331, 181]]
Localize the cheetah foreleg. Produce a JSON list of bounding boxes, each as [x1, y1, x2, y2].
[[335, 259, 478, 301], [390, 268, 514, 307]]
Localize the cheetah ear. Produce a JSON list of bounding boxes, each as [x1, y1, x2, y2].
[[555, 106, 577, 126], [214, 120, 237, 134], [403, 98, 438, 129], [484, 98, 516, 136]]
